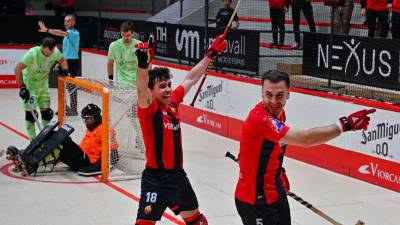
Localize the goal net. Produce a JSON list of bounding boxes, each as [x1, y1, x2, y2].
[[58, 77, 145, 181]]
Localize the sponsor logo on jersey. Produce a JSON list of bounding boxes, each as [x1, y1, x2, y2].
[[164, 122, 180, 131]]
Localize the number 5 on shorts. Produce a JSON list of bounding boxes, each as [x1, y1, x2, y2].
[[256, 218, 263, 225], [146, 192, 158, 203]]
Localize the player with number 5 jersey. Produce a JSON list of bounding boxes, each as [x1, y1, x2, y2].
[[235, 70, 376, 225]]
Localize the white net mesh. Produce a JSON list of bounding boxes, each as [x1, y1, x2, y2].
[[62, 78, 145, 181]]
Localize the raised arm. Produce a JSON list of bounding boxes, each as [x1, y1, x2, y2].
[[281, 109, 376, 148], [135, 42, 153, 109], [180, 57, 213, 95], [180, 35, 227, 95], [38, 21, 68, 37]]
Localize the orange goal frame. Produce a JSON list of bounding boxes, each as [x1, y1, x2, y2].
[[58, 77, 110, 182]]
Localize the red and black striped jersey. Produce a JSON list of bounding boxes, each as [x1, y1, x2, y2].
[[235, 102, 290, 205], [137, 85, 185, 170]]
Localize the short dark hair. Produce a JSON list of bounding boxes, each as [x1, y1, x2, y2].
[[120, 21, 135, 33], [41, 37, 57, 50], [148, 67, 172, 89], [261, 70, 290, 88]]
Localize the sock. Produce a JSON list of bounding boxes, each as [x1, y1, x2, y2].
[[26, 121, 36, 140], [184, 212, 208, 225], [41, 119, 50, 128]]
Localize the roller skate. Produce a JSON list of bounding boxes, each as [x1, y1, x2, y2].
[[5, 146, 23, 172], [16, 154, 39, 177]]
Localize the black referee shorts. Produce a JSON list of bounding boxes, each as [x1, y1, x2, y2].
[[136, 168, 199, 221], [235, 194, 291, 225], [67, 59, 80, 77]]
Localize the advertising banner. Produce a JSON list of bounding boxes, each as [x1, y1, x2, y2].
[[303, 32, 400, 90]]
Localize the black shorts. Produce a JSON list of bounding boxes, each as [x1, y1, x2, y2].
[[67, 59, 80, 77], [59, 137, 91, 170], [235, 195, 291, 225], [136, 168, 199, 221]]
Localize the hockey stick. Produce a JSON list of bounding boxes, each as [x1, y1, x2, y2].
[[225, 151, 365, 225], [28, 96, 42, 130], [190, 0, 242, 107]]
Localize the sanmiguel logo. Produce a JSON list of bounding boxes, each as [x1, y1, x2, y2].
[[175, 29, 200, 59], [198, 81, 223, 102], [361, 122, 400, 145]]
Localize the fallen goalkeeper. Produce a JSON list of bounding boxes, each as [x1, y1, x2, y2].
[[5, 103, 119, 177]]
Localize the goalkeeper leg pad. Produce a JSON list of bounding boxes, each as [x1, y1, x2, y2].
[[20, 124, 74, 176], [22, 121, 59, 156]]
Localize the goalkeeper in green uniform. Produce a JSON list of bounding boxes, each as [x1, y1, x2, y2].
[[107, 21, 141, 86], [15, 37, 69, 140]]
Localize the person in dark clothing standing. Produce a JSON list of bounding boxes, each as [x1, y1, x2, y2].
[[290, 0, 316, 49], [215, 0, 240, 35], [360, 0, 392, 38], [392, 0, 400, 39], [333, 0, 354, 35], [269, 0, 289, 45]]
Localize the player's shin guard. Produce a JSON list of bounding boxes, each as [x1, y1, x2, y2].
[[41, 108, 54, 127], [183, 212, 208, 225]]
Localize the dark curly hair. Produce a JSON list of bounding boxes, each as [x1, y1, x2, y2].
[[148, 67, 173, 89]]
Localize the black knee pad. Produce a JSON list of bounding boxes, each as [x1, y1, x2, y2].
[[25, 111, 38, 123], [41, 108, 54, 121]]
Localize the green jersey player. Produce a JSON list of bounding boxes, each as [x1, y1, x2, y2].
[[15, 37, 69, 140], [107, 21, 141, 86]]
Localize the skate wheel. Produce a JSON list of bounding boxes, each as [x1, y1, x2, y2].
[[12, 166, 21, 172], [14, 160, 22, 166], [6, 154, 12, 160], [21, 170, 28, 177]]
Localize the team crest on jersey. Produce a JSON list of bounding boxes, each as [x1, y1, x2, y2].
[[169, 106, 176, 113], [264, 116, 284, 133], [271, 119, 284, 132], [144, 205, 152, 215]]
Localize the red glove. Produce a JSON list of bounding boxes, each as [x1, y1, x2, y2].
[[339, 109, 376, 132], [280, 167, 290, 191], [206, 35, 227, 59]]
